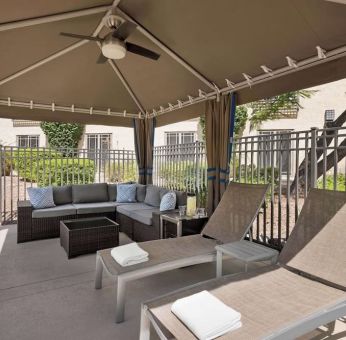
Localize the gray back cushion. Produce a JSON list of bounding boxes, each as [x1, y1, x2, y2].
[[72, 183, 108, 203], [144, 185, 161, 207], [159, 188, 169, 199], [53, 185, 72, 205], [174, 190, 187, 207], [136, 184, 146, 202], [108, 184, 117, 201]]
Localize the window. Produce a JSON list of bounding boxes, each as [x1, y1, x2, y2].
[[86, 133, 112, 167], [258, 130, 293, 174], [165, 132, 196, 145], [324, 109, 335, 122], [16, 135, 40, 148]]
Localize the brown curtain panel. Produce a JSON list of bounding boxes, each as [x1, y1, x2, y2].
[[206, 93, 237, 213], [133, 117, 156, 184]]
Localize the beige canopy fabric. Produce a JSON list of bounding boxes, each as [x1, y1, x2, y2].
[[0, 1, 345, 126]]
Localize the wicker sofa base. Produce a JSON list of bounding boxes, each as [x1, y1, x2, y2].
[[17, 202, 116, 243], [116, 210, 176, 242]]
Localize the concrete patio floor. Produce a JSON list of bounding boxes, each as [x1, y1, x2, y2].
[[0, 225, 345, 340]]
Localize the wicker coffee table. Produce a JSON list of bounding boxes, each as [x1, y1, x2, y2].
[[60, 217, 119, 258]]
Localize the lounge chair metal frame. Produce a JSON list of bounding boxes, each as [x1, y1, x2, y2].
[[95, 251, 216, 323], [94, 182, 269, 323]]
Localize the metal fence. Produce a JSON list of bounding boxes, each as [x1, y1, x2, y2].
[[0, 146, 137, 223], [232, 126, 346, 249], [1, 127, 345, 248], [153, 142, 208, 205]]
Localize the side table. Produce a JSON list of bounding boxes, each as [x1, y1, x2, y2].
[[159, 213, 208, 239], [215, 240, 279, 278]]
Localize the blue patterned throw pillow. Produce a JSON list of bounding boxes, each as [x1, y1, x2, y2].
[[160, 191, 177, 211], [116, 184, 137, 203], [27, 187, 56, 209]]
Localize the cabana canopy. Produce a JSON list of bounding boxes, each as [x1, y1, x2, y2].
[[0, 0, 346, 127]]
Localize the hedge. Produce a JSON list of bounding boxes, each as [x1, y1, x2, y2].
[[17, 158, 96, 187], [105, 161, 138, 183]]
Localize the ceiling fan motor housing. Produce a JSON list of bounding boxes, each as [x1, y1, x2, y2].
[[101, 36, 126, 59]]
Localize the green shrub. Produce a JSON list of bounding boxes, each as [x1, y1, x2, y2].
[[157, 161, 208, 207], [19, 158, 96, 187], [105, 161, 138, 183], [10, 149, 61, 173], [317, 174, 345, 191]]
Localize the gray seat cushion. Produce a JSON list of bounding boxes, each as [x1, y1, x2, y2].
[[32, 204, 76, 218], [72, 183, 108, 203], [73, 202, 117, 215], [116, 203, 153, 218], [53, 185, 72, 205], [130, 209, 159, 226]]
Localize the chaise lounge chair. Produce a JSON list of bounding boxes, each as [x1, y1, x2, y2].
[[95, 182, 269, 323], [140, 188, 346, 340]]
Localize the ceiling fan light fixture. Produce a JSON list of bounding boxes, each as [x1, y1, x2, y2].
[[101, 39, 126, 59]]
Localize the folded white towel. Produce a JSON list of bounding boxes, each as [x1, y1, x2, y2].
[[111, 243, 149, 267], [171, 290, 241, 340]]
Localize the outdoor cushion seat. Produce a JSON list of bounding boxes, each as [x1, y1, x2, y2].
[[73, 202, 117, 215], [130, 208, 160, 226], [32, 204, 76, 218], [116, 203, 154, 218]]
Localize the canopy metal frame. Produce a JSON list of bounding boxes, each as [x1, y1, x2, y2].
[[0, 2, 345, 120]]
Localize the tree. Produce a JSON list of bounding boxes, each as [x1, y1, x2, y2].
[[199, 90, 313, 140], [40, 122, 84, 156], [248, 90, 314, 131]]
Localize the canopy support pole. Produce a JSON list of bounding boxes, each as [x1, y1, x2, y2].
[[117, 8, 217, 92], [0, 0, 120, 86], [96, 42, 146, 116], [0, 4, 113, 32]]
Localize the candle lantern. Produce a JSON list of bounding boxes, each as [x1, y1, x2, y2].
[[186, 194, 197, 217]]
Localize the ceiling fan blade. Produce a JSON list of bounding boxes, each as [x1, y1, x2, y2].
[[60, 32, 102, 42], [126, 42, 160, 60], [112, 21, 137, 40], [97, 53, 108, 64]]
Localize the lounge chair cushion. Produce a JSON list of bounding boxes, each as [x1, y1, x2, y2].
[[146, 266, 345, 340], [98, 234, 217, 275], [32, 204, 76, 218], [53, 185, 72, 205], [130, 208, 160, 225], [116, 203, 154, 218], [279, 189, 346, 289], [144, 185, 161, 207], [73, 202, 117, 215], [202, 182, 268, 243], [136, 184, 147, 202], [72, 183, 108, 203]]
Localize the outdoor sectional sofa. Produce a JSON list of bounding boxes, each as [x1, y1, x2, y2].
[[17, 183, 187, 243]]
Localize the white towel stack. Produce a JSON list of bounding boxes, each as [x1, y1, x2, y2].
[[111, 243, 149, 267], [171, 290, 241, 340]]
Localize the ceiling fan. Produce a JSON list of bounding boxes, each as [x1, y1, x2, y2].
[[60, 15, 160, 63]]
